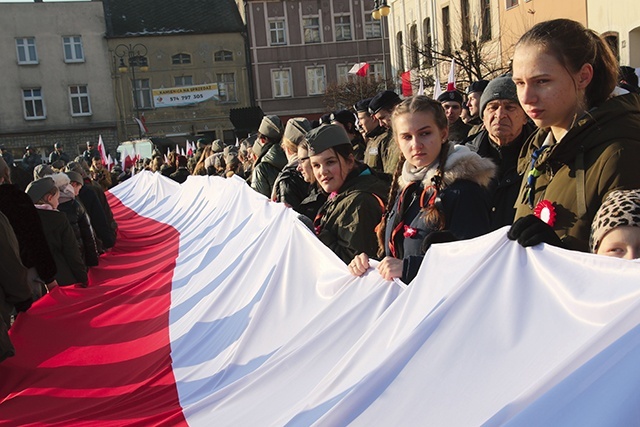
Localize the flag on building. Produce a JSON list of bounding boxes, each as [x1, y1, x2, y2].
[[348, 62, 370, 77]]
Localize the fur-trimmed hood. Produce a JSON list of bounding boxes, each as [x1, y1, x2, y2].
[[399, 142, 496, 189]]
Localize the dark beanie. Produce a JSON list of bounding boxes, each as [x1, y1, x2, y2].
[[369, 90, 401, 114], [437, 90, 463, 105], [467, 80, 490, 94], [306, 124, 351, 156], [353, 97, 372, 113], [480, 74, 518, 116]]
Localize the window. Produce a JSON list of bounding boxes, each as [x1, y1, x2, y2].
[[16, 38, 38, 64], [410, 24, 419, 69], [461, 0, 471, 47], [174, 76, 193, 87], [337, 64, 354, 85], [423, 18, 433, 66], [22, 88, 45, 119], [442, 6, 451, 54], [303, 17, 321, 43], [271, 69, 292, 97], [134, 79, 153, 109], [335, 15, 352, 41], [396, 32, 405, 72], [214, 50, 233, 62], [481, 0, 492, 41], [506, 0, 518, 8], [69, 85, 91, 116], [364, 13, 382, 39], [370, 62, 384, 81], [269, 19, 287, 45], [217, 73, 237, 102], [306, 66, 326, 95], [63, 36, 84, 63], [172, 53, 191, 64]]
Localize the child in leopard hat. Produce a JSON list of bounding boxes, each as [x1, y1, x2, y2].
[[590, 189, 640, 259]]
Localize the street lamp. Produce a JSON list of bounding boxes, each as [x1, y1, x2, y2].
[[114, 43, 149, 138], [372, 0, 391, 88]]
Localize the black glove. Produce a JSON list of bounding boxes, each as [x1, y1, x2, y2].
[[422, 230, 458, 252], [508, 214, 563, 248]]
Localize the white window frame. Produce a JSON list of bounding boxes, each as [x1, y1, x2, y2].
[[335, 15, 352, 41], [303, 16, 321, 44], [271, 69, 292, 98], [16, 37, 38, 65], [369, 62, 384, 81], [134, 79, 153, 109], [23, 88, 46, 120], [174, 76, 193, 87], [63, 36, 84, 63], [364, 13, 382, 39], [336, 64, 354, 85], [69, 85, 92, 116], [269, 19, 287, 45], [217, 73, 237, 103], [306, 66, 326, 96]]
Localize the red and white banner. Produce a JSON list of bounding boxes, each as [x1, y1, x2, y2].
[[348, 62, 370, 77], [1, 173, 640, 425]]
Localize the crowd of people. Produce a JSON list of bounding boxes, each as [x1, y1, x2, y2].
[[2, 19, 640, 364]]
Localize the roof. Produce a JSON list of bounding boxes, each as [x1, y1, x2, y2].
[[103, 0, 245, 38]]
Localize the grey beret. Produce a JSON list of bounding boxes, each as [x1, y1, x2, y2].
[[258, 115, 283, 140], [212, 139, 225, 153], [306, 124, 352, 156], [480, 74, 519, 116], [26, 177, 56, 203], [33, 164, 54, 180], [283, 117, 312, 146], [65, 171, 84, 185]]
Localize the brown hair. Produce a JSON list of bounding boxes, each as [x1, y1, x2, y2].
[[516, 19, 618, 110], [376, 96, 449, 256]]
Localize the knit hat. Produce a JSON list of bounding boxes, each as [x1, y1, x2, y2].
[[590, 189, 640, 252], [437, 90, 464, 105], [369, 90, 401, 114], [65, 171, 84, 185], [26, 176, 56, 203], [353, 97, 372, 113], [50, 172, 70, 188], [480, 74, 518, 116], [306, 124, 351, 156], [212, 139, 225, 153], [258, 115, 283, 140], [283, 117, 312, 146], [466, 79, 490, 95], [33, 164, 54, 180]]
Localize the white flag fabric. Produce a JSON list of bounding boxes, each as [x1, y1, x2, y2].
[[2, 172, 640, 426], [433, 74, 443, 99]]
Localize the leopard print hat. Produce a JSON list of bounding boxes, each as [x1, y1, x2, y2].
[[590, 189, 640, 252]]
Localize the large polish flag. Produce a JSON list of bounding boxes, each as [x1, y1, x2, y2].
[[1, 172, 640, 425]]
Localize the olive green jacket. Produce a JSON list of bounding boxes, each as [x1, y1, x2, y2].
[[514, 93, 640, 252]]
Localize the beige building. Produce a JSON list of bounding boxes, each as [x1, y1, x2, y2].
[[587, 0, 640, 68], [0, 1, 118, 160], [499, 0, 587, 62], [104, 0, 252, 146], [386, 0, 503, 94]]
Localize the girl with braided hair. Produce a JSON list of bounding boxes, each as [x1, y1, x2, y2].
[[348, 95, 495, 283]]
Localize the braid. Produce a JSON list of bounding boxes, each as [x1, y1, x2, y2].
[[377, 153, 405, 258], [422, 142, 450, 231]]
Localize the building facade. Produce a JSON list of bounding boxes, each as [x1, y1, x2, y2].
[[0, 1, 118, 160], [104, 0, 252, 145], [244, 0, 391, 119], [587, 0, 640, 68]]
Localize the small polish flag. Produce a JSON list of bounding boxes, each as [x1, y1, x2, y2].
[[348, 62, 370, 77], [97, 135, 108, 166], [417, 77, 425, 96], [446, 58, 457, 92], [433, 75, 443, 100]]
